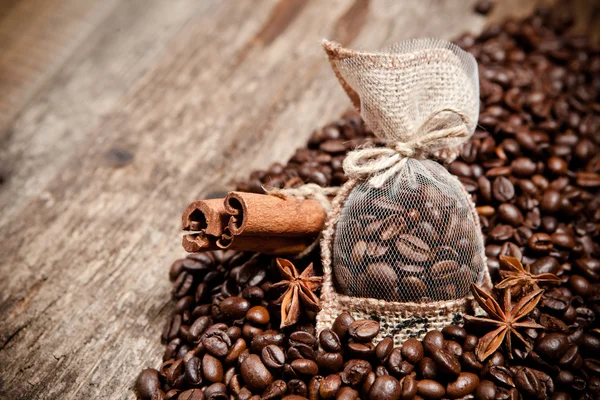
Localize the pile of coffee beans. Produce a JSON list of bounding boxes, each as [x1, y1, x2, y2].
[[137, 5, 599, 400]]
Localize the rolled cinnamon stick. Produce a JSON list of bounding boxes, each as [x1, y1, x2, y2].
[[182, 199, 229, 237], [217, 227, 312, 255], [224, 191, 326, 237], [182, 231, 219, 253]]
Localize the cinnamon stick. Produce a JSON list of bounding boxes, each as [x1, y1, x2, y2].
[[182, 231, 219, 252], [181, 199, 229, 237], [216, 227, 312, 255], [224, 191, 326, 237]]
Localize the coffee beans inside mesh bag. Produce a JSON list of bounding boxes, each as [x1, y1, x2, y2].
[[332, 177, 483, 303]]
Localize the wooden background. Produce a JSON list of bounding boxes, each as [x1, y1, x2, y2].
[[0, 0, 597, 398]]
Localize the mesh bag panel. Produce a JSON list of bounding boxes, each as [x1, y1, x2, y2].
[[332, 159, 485, 302]]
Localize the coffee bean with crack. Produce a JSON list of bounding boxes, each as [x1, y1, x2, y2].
[[395, 234, 431, 263]]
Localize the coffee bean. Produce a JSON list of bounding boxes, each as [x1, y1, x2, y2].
[[337, 386, 359, 400], [219, 297, 251, 320], [568, 275, 590, 297], [528, 232, 553, 252], [348, 320, 380, 343], [316, 352, 344, 374], [418, 357, 438, 380], [202, 354, 224, 383], [423, 331, 444, 355], [474, 380, 496, 400], [535, 333, 569, 360], [261, 345, 285, 369], [240, 354, 273, 391], [376, 337, 394, 362], [251, 331, 285, 353], [395, 234, 431, 262], [417, 379, 445, 400], [498, 204, 523, 226], [319, 374, 342, 399], [308, 376, 324, 400], [319, 329, 342, 353], [203, 329, 232, 358], [246, 306, 270, 325], [204, 383, 227, 400], [492, 177, 515, 202], [136, 368, 162, 400], [290, 359, 319, 376], [446, 372, 479, 398], [430, 348, 461, 378], [530, 256, 559, 275], [401, 338, 424, 364], [541, 190, 561, 213], [368, 375, 401, 400], [332, 312, 355, 341], [341, 359, 372, 386], [262, 380, 287, 400]]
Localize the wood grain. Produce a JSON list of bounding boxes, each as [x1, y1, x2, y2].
[[0, 0, 593, 398]]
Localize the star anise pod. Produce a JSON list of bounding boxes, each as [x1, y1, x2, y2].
[[495, 256, 560, 295], [271, 258, 322, 328], [464, 283, 544, 361]]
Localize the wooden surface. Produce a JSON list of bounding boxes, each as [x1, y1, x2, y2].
[[0, 0, 595, 398]]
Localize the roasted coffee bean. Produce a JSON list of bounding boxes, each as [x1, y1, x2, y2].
[[418, 357, 438, 380], [316, 351, 344, 374], [287, 379, 308, 397], [430, 347, 460, 378], [319, 374, 342, 399], [446, 372, 479, 398], [262, 380, 287, 400], [369, 375, 401, 400], [332, 312, 355, 341], [498, 204, 523, 226], [535, 333, 569, 360], [442, 325, 467, 343], [290, 359, 319, 376], [528, 233, 553, 252], [475, 380, 496, 400], [219, 297, 250, 320], [347, 342, 375, 359], [423, 331, 444, 354], [492, 177, 515, 202], [416, 379, 445, 400], [203, 329, 231, 358], [342, 359, 372, 386], [337, 386, 359, 400], [319, 329, 342, 352], [261, 345, 285, 369], [376, 337, 394, 362], [348, 320, 380, 342], [308, 376, 324, 400], [204, 383, 227, 400], [401, 338, 424, 364], [246, 306, 270, 325], [240, 354, 273, 391], [136, 368, 162, 400], [251, 331, 285, 353], [395, 234, 431, 262], [202, 354, 223, 383]]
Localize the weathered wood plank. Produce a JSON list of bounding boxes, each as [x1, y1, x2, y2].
[[0, 0, 121, 133], [0, 0, 579, 398]]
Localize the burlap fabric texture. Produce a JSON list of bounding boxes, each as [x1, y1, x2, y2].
[[316, 38, 493, 345]]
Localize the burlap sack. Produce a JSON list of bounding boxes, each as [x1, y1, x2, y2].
[[316, 38, 492, 345]]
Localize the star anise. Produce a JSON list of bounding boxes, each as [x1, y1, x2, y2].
[[495, 255, 560, 295], [271, 258, 322, 328], [464, 283, 544, 361]]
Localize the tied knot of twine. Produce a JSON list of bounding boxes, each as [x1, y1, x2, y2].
[[343, 109, 471, 188]]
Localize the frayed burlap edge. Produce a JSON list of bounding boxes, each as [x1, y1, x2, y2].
[[316, 176, 493, 346]]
